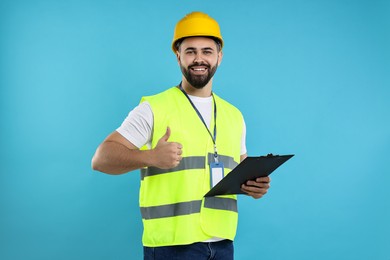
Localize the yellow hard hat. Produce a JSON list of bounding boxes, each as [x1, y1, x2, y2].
[[172, 12, 223, 53]]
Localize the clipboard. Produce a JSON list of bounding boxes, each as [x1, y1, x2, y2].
[[204, 154, 294, 197]]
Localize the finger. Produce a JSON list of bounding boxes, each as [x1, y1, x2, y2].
[[168, 142, 182, 152], [174, 160, 181, 167], [244, 191, 266, 199], [246, 180, 270, 188], [256, 176, 271, 183], [165, 141, 181, 149], [240, 187, 265, 199], [159, 127, 171, 142], [241, 184, 268, 194], [249, 193, 264, 199]]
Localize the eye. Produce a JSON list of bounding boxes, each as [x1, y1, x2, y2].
[[185, 50, 195, 55], [203, 50, 213, 55]]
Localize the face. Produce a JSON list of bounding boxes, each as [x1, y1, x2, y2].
[[177, 37, 223, 89]]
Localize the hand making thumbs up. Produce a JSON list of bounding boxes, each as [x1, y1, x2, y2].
[[151, 127, 183, 169]]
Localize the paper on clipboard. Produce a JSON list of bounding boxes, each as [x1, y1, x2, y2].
[[204, 154, 294, 197]]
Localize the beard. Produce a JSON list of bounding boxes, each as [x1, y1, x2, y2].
[[180, 61, 219, 89]]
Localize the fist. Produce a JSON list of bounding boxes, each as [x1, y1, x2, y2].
[[241, 176, 271, 199], [152, 127, 183, 169]]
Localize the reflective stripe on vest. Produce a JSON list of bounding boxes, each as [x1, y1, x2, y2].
[[140, 153, 238, 180], [207, 153, 238, 170], [140, 197, 237, 220]]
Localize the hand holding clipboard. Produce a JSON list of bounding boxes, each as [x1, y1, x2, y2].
[[204, 154, 294, 197]]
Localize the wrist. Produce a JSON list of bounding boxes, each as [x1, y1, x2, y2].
[[144, 148, 157, 168]]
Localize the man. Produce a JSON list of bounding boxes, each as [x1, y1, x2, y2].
[[92, 11, 271, 260]]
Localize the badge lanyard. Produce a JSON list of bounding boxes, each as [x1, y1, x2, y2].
[[178, 83, 219, 163], [178, 83, 224, 188]]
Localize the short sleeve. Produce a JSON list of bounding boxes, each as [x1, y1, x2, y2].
[[116, 101, 153, 148], [241, 116, 247, 155]]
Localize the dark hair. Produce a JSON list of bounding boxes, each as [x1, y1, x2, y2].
[[175, 36, 222, 52]]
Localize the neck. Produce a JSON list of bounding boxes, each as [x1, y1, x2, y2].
[[180, 77, 213, 97]]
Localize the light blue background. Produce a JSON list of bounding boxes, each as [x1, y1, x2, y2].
[[1, 0, 389, 259]]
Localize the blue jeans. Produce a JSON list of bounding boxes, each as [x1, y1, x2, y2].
[[143, 239, 234, 260]]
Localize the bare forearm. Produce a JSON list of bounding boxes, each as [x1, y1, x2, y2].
[[91, 141, 152, 174], [92, 128, 183, 174]]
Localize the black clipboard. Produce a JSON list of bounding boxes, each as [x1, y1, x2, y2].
[[204, 154, 294, 197]]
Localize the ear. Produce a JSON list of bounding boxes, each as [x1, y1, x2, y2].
[[217, 51, 223, 66], [176, 51, 181, 64]]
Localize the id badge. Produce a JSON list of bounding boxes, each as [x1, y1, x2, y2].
[[210, 162, 224, 188]]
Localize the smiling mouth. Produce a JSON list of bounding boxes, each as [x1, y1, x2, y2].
[[190, 66, 208, 74]]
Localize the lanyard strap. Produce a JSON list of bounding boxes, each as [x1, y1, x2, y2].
[[178, 83, 219, 162]]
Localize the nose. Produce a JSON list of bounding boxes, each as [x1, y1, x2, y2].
[[193, 52, 204, 63]]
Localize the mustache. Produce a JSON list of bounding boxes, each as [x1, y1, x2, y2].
[[188, 62, 210, 69]]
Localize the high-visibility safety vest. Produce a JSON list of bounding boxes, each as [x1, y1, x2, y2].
[[139, 86, 243, 247]]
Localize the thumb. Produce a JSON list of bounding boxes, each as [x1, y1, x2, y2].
[[159, 127, 171, 143]]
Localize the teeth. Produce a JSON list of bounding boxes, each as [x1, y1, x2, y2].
[[193, 68, 205, 71]]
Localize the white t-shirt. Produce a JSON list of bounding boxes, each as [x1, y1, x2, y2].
[[117, 94, 247, 155]]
